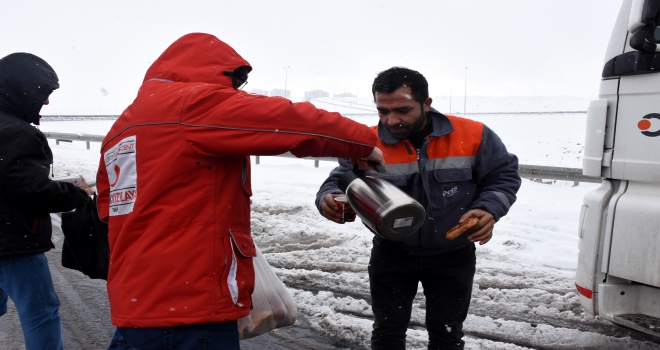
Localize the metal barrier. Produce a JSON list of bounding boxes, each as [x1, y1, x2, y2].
[[254, 152, 336, 168], [52, 175, 97, 188], [43, 132, 105, 150], [42, 112, 588, 119], [43, 132, 602, 184], [41, 115, 118, 121], [518, 164, 600, 185]]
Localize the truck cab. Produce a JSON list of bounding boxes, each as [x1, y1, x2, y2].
[[576, 0, 660, 336]]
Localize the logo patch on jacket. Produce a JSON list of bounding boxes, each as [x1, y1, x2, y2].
[[104, 136, 137, 216], [443, 186, 458, 197]]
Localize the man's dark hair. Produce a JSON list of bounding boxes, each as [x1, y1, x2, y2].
[[372, 67, 428, 104]]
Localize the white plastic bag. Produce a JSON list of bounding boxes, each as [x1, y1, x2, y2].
[[238, 245, 297, 339]]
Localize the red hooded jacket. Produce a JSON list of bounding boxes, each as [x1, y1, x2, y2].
[[96, 33, 376, 327]]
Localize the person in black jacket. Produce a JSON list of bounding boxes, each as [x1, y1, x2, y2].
[[0, 52, 92, 350]]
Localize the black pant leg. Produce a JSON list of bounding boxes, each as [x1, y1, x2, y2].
[[368, 239, 420, 350], [420, 244, 476, 350]]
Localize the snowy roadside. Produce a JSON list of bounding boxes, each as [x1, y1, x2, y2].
[[248, 162, 660, 349]]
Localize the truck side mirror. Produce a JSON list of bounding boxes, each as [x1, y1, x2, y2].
[[629, 0, 660, 52]]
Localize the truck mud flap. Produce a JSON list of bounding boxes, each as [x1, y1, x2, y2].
[[613, 314, 660, 337]]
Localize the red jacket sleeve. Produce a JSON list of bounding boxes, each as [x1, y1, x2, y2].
[[180, 90, 377, 159], [96, 156, 109, 223]]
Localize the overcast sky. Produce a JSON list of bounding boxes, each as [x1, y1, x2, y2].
[[2, 0, 623, 114]]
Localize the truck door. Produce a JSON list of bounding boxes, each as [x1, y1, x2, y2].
[[577, 0, 660, 336]]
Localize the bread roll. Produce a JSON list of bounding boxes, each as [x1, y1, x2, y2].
[[446, 217, 479, 240]]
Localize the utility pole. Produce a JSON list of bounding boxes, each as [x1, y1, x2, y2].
[[464, 67, 468, 115], [284, 66, 290, 99], [449, 87, 452, 113]]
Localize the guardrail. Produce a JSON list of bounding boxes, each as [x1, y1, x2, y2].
[[43, 132, 601, 185], [52, 175, 97, 188], [43, 132, 105, 150], [517, 164, 599, 184], [41, 115, 118, 121], [41, 111, 587, 120]]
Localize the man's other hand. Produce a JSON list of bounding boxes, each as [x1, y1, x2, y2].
[[462, 209, 495, 245], [321, 193, 345, 224], [80, 175, 94, 196]]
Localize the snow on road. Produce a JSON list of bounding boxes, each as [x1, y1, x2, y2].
[[248, 162, 659, 349], [2, 107, 659, 349]]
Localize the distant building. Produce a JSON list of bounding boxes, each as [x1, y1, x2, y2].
[[270, 88, 290, 98], [249, 89, 269, 96], [334, 92, 357, 102], [304, 89, 329, 101]]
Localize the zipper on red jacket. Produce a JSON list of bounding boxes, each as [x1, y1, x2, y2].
[[31, 217, 39, 233], [220, 254, 227, 298], [220, 235, 229, 298]]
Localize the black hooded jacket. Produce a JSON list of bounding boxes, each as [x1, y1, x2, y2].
[[0, 53, 88, 257]]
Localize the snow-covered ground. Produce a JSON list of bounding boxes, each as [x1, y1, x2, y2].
[[21, 98, 660, 349]]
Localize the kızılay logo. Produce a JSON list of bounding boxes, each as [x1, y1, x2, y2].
[[638, 113, 660, 137], [109, 164, 121, 187]]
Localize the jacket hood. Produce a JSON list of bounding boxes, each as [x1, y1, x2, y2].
[[0, 53, 59, 125], [143, 33, 252, 86]]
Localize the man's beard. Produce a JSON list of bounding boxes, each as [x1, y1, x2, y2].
[[385, 110, 427, 140]]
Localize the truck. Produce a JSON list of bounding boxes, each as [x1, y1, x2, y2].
[[576, 0, 660, 337]]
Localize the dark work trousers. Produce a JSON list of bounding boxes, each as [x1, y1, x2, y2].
[[368, 238, 476, 350], [106, 321, 240, 350]]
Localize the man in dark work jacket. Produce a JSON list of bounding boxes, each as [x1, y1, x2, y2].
[[317, 67, 521, 349], [0, 52, 91, 350]]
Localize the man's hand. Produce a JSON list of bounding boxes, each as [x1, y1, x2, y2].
[[350, 147, 385, 172], [461, 209, 495, 245], [321, 193, 346, 224], [80, 175, 94, 196]]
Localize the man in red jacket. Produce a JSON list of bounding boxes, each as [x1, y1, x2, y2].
[[99, 33, 384, 350]]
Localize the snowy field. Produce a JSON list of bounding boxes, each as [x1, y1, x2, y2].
[[3, 98, 659, 349]]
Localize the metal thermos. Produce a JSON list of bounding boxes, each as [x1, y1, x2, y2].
[[338, 165, 425, 241]]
